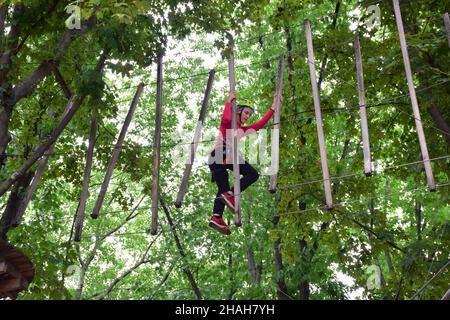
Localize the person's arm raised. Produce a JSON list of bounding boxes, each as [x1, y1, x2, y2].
[[222, 91, 236, 124], [245, 95, 283, 131]]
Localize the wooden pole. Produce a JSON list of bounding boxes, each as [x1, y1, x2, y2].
[[175, 69, 215, 208], [444, 13, 450, 48], [392, 0, 436, 191], [228, 46, 242, 227], [353, 36, 372, 176], [151, 54, 163, 235], [91, 83, 145, 219], [269, 55, 285, 193], [74, 106, 97, 241], [304, 19, 333, 209]]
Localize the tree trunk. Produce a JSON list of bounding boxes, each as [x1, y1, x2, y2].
[[385, 251, 395, 274], [283, 25, 296, 105], [299, 239, 310, 300], [272, 195, 291, 300], [75, 266, 87, 300], [0, 107, 12, 167], [273, 236, 290, 299], [0, 4, 8, 50], [0, 4, 23, 87], [399, 10, 450, 148], [415, 200, 422, 241], [427, 103, 450, 147], [227, 252, 236, 300], [247, 248, 262, 286], [0, 171, 33, 240], [245, 203, 262, 287], [317, 1, 341, 91]]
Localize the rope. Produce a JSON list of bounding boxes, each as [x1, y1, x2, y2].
[[5, 77, 448, 159], [278, 155, 450, 190], [409, 260, 450, 300], [274, 182, 450, 218]]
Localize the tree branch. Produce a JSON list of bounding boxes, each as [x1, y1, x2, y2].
[[160, 196, 203, 300], [0, 47, 110, 198], [51, 62, 72, 99], [12, 0, 60, 57], [5, 6, 99, 108], [331, 207, 405, 253], [96, 195, 146, 242], [98, 231, 162, 300], [427, 103, 450, 147], [148, 263, 175, 300]]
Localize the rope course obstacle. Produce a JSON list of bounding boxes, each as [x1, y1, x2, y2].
[[0, 1, 448, 299]]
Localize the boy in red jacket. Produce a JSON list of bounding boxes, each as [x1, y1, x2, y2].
[[208, 91, 282, 235]]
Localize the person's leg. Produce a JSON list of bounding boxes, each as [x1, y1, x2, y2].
[[213, 190, 225, 214], [208, 161, 232, 235], [239, 161, 260, 192], [209, 162, 230, 215]]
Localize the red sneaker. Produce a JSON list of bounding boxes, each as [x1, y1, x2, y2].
[[209, 215, 231, 235], [220, 191, 235, 213]]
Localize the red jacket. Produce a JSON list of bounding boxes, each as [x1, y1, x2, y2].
[[214, 100, 274, 148]]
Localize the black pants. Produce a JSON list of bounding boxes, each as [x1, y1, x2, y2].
[[208, 148, 259, 214]]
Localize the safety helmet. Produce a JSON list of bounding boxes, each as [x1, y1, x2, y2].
[[237, 99, 255, 114]]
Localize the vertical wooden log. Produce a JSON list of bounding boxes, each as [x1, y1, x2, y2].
[[269, 56, 285, 193], [74, 106, 97, 241], [91, 83, 145, 219], [392, 0, 436, 191], [353, 36, 372, 176], [175, 70, 215, 208], [304, 19, 333, 209], [444, 13, 450, 48], [228, 46, 242, 227], [151, 55, 163, 235]]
